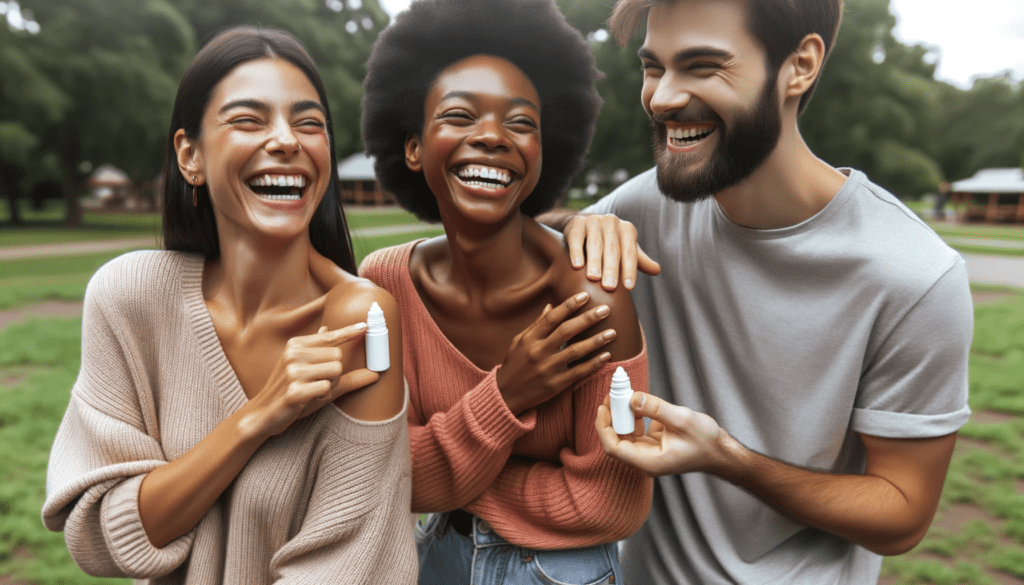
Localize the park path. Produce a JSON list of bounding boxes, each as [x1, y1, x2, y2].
[[0, 223, 439, 261]]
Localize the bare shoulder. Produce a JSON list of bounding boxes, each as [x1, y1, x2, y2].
[[544, 226, 643, 362], [322, 276, 398, 330], [323, 278, 405, 422]]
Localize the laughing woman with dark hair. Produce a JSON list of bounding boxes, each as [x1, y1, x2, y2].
[[42, 26, 416, 584], [360, 0, 651, 583]]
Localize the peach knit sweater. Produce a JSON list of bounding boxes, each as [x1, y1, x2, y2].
[[360, 241, 652, 550], [42, 251, 417, 584]]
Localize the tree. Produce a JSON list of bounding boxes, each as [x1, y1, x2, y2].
[[175, 0, 389, 160], [0, 21, 70, 223], [3, 0, 386, 226], [555, 0, 653, 192], [18, 0, 195, 225], [800, 0, 945, 198], [929, 76, 1024, 182]]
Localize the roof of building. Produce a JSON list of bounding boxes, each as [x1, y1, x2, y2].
[[86, 164, 132, 186], [951, 168, 1024, 194], [337, 153, 377, 181]]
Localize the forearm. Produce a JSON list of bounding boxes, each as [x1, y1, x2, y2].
[[716, 433, 943, 555], [138, 406, 268, 548], [470, 454, 651, 547], [472, 358, 651, 547], [410, 372, 535, 512]]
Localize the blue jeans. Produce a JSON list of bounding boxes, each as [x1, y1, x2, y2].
[[415, 512, 622, 585]]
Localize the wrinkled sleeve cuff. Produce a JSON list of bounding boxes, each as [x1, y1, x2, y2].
[[463, 367, 536, 447], [100, 473, 195, 578], [852, 405, 972, 438]]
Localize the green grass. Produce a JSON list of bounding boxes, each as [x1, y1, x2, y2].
[[945, 244, 1024, 258], [343, 206, 431, 230], [926, 221, 1024, 242], [0, 249, 153, 310], [880, 287, 1024, 584]]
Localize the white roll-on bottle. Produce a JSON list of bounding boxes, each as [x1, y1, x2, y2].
[[365, 302, 390, 372], [609, 366, 635, 435]]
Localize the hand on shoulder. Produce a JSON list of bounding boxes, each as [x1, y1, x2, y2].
[[554, 244, 644, 363]]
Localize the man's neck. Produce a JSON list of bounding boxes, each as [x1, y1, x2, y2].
[[713, 127, 848, 230]]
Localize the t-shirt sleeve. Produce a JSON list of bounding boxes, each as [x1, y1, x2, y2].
[[852, 258, 973, 437], [41, 260, 193, 578]]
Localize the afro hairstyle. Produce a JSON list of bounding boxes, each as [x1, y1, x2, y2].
[[361, 0, 602, 222]]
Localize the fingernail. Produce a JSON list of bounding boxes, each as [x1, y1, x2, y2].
[[624, 278, 634, 288], [596, 305, 610, 317], [603, 277, 615, 288], [600, 352, 611, 362], [588, 269, 600, 278], [575, 292, 588, 303], [602, 329, 616, 340], [353, 322, 367, 330], [573, 256, 583, 266], [633, 393, 646, 409]]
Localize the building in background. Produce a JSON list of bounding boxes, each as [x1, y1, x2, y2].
[[337, 153, 396, 206], [950, 168, 1024, 224]]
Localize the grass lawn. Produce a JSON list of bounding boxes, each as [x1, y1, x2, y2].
[[926, 221, 1024, 243], [0, 210, 1022, 584]]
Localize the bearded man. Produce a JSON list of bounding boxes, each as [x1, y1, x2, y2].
[[560, 0, 973, 583]]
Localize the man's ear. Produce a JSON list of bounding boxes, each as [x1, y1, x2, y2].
[[782, 33, 825, 102], [404, 134, 423, 173], [174, 128, 204, 185]]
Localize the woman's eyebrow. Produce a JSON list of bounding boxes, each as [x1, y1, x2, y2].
[[219, 98, 269, 115], [292, 99, 327, 116], [439, 91, 539, 112], [218, 99, 326, 116]]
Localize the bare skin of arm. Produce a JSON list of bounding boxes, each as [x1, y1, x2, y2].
[[596, 393, 956, 555]]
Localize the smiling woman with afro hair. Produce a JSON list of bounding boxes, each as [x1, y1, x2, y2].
[[361, 0, 602, 222], [358, 0, 651, 584]]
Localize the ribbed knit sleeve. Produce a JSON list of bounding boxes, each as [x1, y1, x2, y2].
[[269, 403, 417, 584], [42, 252, 196, 578], [406, 367, 538, 511], [468, 349, 652, 549]]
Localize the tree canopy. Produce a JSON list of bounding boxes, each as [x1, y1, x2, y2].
[[1, 0, 1022, 226], [1, 0, 386, 224]]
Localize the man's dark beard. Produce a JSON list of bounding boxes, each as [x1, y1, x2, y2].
[[651, 72, 782, 203]]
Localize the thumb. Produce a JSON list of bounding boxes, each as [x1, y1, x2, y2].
[[630, 392, 686, 428]]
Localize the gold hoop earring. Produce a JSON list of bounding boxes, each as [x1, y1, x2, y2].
[[192, 175, 198, 207]]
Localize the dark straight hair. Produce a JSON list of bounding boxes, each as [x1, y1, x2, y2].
[[161, 26, 356, 274]]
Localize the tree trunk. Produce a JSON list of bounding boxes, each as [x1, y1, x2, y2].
[[52, 126, 85, 227], [0, 161, 24, 225]]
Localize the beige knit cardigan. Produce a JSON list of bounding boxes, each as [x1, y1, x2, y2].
[[42, 250, 417, 584]]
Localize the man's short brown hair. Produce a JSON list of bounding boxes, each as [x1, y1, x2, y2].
[[609, 0, 843, 113]]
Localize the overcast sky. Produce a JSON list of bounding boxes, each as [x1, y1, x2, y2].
[[378, 0, 1024, 89]]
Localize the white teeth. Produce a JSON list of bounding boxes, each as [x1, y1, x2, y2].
[[456, 165, 513, 186], [248, 174, 307, 188], [669, 127, 712, 142]]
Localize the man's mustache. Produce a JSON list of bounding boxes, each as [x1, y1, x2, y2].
[[650, 104, 722, 127]]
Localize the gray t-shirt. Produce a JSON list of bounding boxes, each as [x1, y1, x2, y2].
[[588, 168, 972, 584]]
